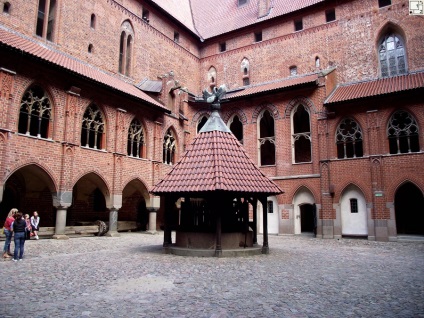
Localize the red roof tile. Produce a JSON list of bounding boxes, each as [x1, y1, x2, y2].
[[158, 0, 325, 39], [225, 73, 318, 99], [0, 26, 168, 112], [152, 121, 283, 195], [325, 71, 424, 105]]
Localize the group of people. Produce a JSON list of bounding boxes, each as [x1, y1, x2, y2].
[[2, 208, 40, 261]]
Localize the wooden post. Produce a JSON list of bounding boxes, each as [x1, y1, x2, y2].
[[261, 196, 269, 254], [215, 202, 222, 257], [163, 195, 174, 249], [252, 198, 258, 245]]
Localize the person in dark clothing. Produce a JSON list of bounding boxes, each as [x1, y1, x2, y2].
[[12, 212, 26, 261]]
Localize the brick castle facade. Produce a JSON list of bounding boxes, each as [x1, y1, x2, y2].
[[0, 0, 423, 240]]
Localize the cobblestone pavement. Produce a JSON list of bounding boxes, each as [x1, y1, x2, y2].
[[1, 233, 423, 318]]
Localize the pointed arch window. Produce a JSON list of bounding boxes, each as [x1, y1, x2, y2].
[[259, 110, 275, 166], [378, 32, 407, 77], [163, 128, 176, 165], [81, 104, 105, 150], [336, 118, 363, 159], [388, 110, 419, 154], [119, 21, 134, 76], [197, 115, 208, 133], [229, 115, 243, 144], [127, 119, 145, 158], [241, 58, 250, 86], [18, 85, 52, 138], [292, 104, 311, 163], [36, 0, 56, 41], [208, 66, 217, 89]]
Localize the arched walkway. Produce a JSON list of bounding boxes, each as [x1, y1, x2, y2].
[[395, 183, 424, 235], [0, 165, 56, 226], [67, 173, 109, 225], [121, 179, 150, 231]]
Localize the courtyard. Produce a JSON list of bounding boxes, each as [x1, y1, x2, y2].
[[1, 233, 423, 318]]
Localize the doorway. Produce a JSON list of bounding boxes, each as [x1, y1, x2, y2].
[[395, 182, 424, 235], [300, 204, 315, 233]]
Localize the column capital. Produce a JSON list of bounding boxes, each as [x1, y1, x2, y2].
[[52, 191, 72, 209]]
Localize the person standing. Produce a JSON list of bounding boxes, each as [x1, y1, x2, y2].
[[30, 211, 40, 240], [3, 208, 17, 258], [12, 212, 26, 261], [24, 214, 32, 240]]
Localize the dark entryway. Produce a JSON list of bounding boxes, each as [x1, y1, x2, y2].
[[300, 204, 315, 233], [395, 183, 424, 235]]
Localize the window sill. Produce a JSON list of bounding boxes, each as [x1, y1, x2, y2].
[[292, 161, 312, 165], [17, 133, 54, 142], [80, 146, 107, 153], [127, 156, 149, 162], [260, 164, 276, 168]]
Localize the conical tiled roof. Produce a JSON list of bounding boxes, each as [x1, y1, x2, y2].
[[152, 111, 283, 195]]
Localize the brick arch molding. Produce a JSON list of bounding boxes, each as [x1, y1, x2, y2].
[[252, 102, 281, 124]]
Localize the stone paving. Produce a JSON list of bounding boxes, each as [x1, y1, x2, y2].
[[1, 233, 423, 318]]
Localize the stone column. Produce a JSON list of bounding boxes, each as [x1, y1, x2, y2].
[[106, 194, 122, 237], [52, 208, 69, 240], [147, 196, 160, 234], [106, 208, 120, 237], [52, 191, 72, 240]]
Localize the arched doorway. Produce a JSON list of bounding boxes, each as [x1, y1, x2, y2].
[[122, 179, 150, 231], [0, 165, 56, 226], [395, 182, 424, 235], [340, 185, 368, 236], [293, 187, 315, 235], [68, 173, 109, 225]]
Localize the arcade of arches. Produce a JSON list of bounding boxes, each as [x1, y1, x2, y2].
[[1, 165, 423, 239], [0, 165, 154, 236]]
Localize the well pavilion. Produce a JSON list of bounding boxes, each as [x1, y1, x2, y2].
[[151, 86, 283, 257]]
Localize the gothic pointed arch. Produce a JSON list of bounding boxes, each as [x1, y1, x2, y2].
[[252, 103, 280, 124], [376, 23, 407, 77], [291, 103, 311, 163], [81, 103, 106, 150], [119, 20, 135, 76], [258, 109, 275, 166], [207, 66, 217, 89], [127, 117, 146, 158], [387, 109, 419, 154], [335, 117, 364, 159], [284, 96, 316, 118], [163, 127, 177, 165], [18, 84, 53, 139]]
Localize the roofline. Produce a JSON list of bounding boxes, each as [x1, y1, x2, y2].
[[146, 0, 201, 39], [324, 86, 424, 106], [324, 70, 424, 106], [0, 42, 170, 114]]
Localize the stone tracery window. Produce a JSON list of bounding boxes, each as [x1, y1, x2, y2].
[[292, 104, 311, 163], [336, 118, 363, 159], [119, 21, 134, 76], [378, 32, 407, 77], [127, 119, 145, 158], [388, 110, 419, 154], [163, 128, 176, 165], [258, 110, 275, 166], [18, 85, 52, 138], [81, 104, 104, 149]]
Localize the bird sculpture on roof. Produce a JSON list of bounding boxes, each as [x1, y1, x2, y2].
[[202, 84, 227, 106]]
